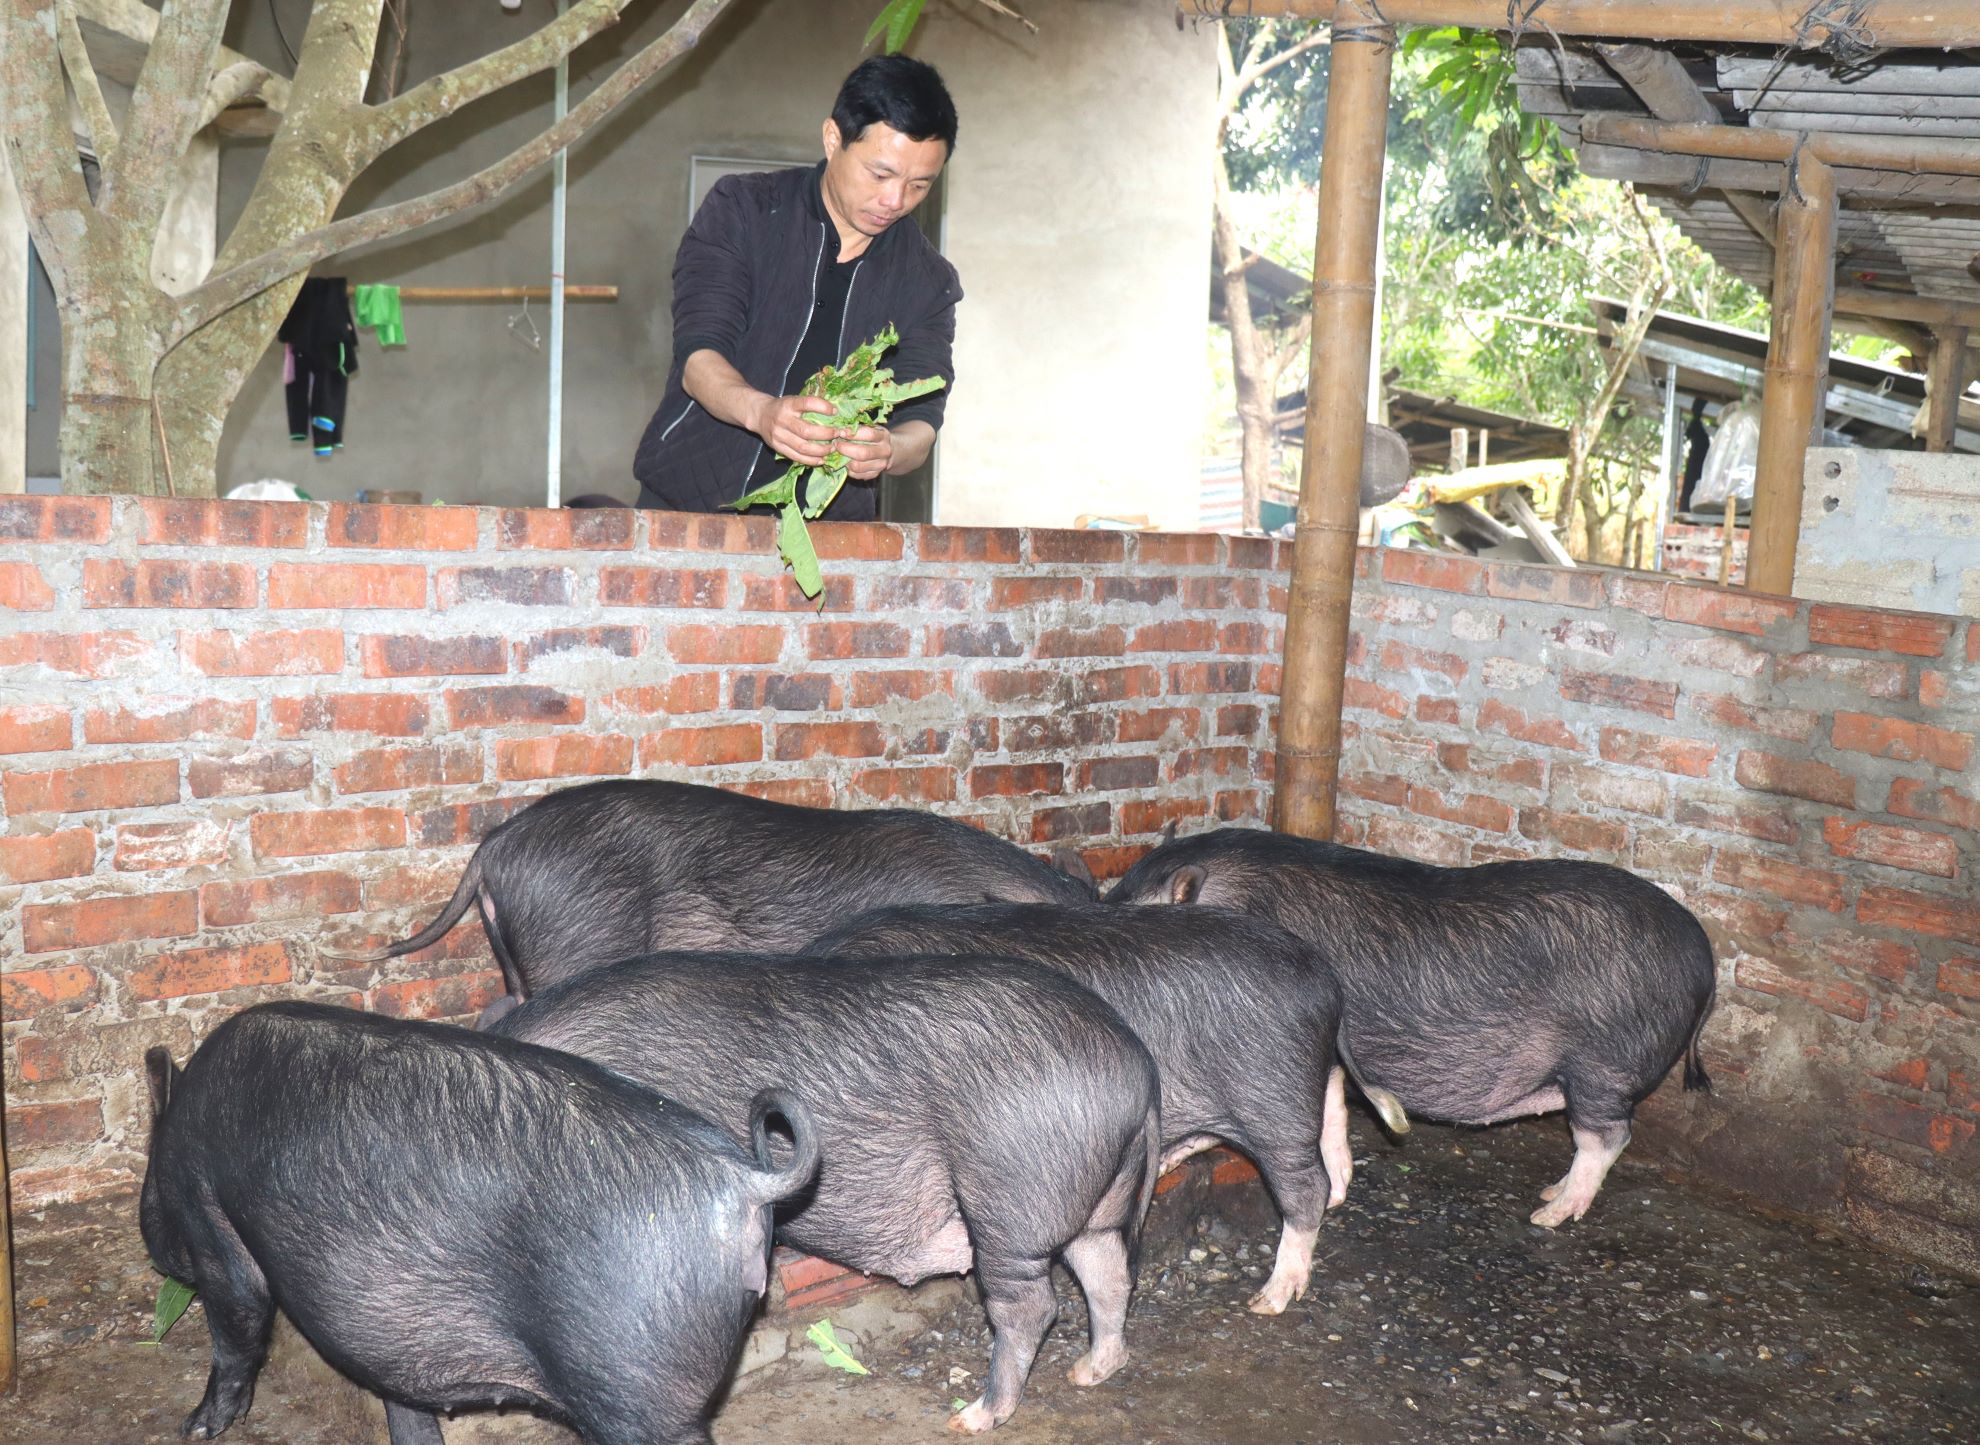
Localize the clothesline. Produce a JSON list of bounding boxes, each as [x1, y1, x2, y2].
[[342, 284, 619, 301]]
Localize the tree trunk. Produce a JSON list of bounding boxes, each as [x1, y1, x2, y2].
[[59, 313, 164, 494], [1213, 150, 1279, 531]]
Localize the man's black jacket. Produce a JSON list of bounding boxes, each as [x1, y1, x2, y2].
[[632, 163, 962, 512]]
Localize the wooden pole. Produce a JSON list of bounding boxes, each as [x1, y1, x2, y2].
[[1179, 1, 1980, 47], [1925, 327, 1971, 452], [1580, 116, 1980, 177], [1749, 152, 1837, 597], [1274, 7, 1392, 843]]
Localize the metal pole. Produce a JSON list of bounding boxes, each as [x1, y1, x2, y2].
[[1748, 152, 1837, 596], [1274, 6, 1392, 842], [546, 0, 569, 508], [1650, 362, 1679, 571], [1925, 328, 1970, 453]]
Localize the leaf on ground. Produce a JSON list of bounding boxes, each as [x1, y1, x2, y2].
[[153, 1278, 196, 1343], [806, 1318, 871, 1375]]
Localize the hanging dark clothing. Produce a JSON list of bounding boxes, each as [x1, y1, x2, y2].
[[278, 277, 359, 455]]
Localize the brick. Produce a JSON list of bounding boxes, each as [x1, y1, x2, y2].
[[1122, 796, 1210, 835], [1860, 886, 1980, 947], [1137, 533, 1220, 566], [411, 797, 533, 848], [1218, 703, 1262, 737], [1874, 1058, 1931, 1092], [851, 766, 958, 804], [1118, 707, 1202, 744], [0, 630, 152, 677], [1886, 778, 1980, 833], [1672, 636, 1767, 677], [739, 574, 855, 612], [611, 674, 723, 715], [647, 511, 777, 554], [1096, 577, 1177, 607], [1808, 604, 1956, 658], [1030, 529, 1123, 564], [1435, 742, 1544, 791], [731, 778, 835, 809], [1516, 808, 1629, 856], [1794, 928, 1918, 985], [1598, 727, 1716, 777], [790, 622, 907, 662], [0, 704, 71, 754], [358, 634, 506, 678], [184, 628, 344, 676], [323, 502, 474, 550], [1674, 795, 1799, 846], [1131, 620, 1217, 653], [0, 495, 111, 542], [272, 693, 429, 739], [928, 622, 1022, 658], [250, 808, 406, 858], [443, 686, 581, 729], [1485, 564, 1604, 609], [1860, 1092, 1976, 1155], [1735, 956, 1868, 1022], [1712, 851, 1846, 911], [1631, 829, 1711, 878], [83, 699, 256, 744], [1920, 671, 1951, 709], [496, 733, 634, 781], [267, 562, 426, 609], [1971, 624, 1980, 665], [113, 819, 231, 871], [970, 762, 1063, 798], [0, 561, 57, 610], [1663, 585, 1797, 636], [515, 626, 644, 668], [138, 496, 308, 547], [1822, 817, 1959, 878], [1078, 755, 1160, 791], [809, 520, 904, 560], [598, 565, 729, 608], [1382, 549, 1483, 594], [1693, 693, 1818, 742], [1, 964, 98, 1021], [188, 750, 313, 799], [1220, 621, 1272, 655], [1379, 640, 1468, 683], [1081, 665, 1165, 703], [1005, 712, 1113, 752], [1735, 750, 1854, 809], [4, 759, 180, 815], [1214, 789, 1262, 823], [731, 672, 842, 711], [1940, 959, 1980, 1002], [0, 829, 96, 884], [1228, 535, 1281, 570], [1366, 814, 1467, 866], [1037, 625, 1127, 659], [1832, 713, 1973, 772], [1181, 576, 1262, 610], [1173, 746, 1250, 780], [1559, 669, 1678, 719], [1168, 661, 1252, 696], [82, 559, 255, 609], [200, 870, 362, 926], [1775, 652, 1908, 700], [436, 566, 570, 608], [1344, 677, 1409, 721], [1476, 698, 1580, 750], [1030, 802, 1110, 843], [1371, 594, 1439, 628], [1343, 771, 1410, 807], [774, 721, 886, 761], [862, 576, 969, 612], [639, 723, 763, 768], [917, 526, 1021, 563], [1416, 697, 1461, 725], [1408, 785, 1514, 833], [334, 744, 483, 794], [367, 971, 506, 1022], [129, 941, 296, 1002], [990, 575, 1082, 609], [498, 507, 634, 550], [849, 669, 953, 708], [9, 1097, 105, 1149], [667, 623, 784, 666], [22, 890, 197, 951]]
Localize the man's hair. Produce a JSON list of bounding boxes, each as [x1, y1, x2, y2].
[[831, 55, 959, 154]]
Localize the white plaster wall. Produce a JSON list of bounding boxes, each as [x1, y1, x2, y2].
[[2, 152, 26, 493], [1797, 448, 1980, 616]]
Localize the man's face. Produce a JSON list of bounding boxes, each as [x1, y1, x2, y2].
[[821, 119, 948, 238]]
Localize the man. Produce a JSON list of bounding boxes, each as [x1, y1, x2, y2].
[[633, 55, 961, 519]]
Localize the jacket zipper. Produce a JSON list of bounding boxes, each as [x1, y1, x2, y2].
[[740, 221, 828, 497]]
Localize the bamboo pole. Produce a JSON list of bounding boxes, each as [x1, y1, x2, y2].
[[1274, 6, 1393, 843], [2, 1111, 14, 1394], [1579, 116, 1980, 177], [1179, 1, 1980, 47], [1748, 151, 1837, 596], [1925, 327, 1970, 452]]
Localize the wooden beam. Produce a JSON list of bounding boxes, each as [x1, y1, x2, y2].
[[1836, 286, 1980, 330], [1275, 6, 1392, 843], [1749, 152, 1837, 597], [1180, 1, 1980, 47], [1580, 115, 1980, 176], [1577, 142, 1980, 201], [1926, 327, 1971, 452]]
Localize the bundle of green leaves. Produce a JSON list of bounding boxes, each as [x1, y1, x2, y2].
[[732, 324, 944, 599]]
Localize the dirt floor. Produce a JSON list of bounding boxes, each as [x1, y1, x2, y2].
[[5, 1115, 1976, 1444]]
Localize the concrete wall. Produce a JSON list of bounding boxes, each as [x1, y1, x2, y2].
[[1797, 448, 1980, 617], [187, 0, 1214, 522]]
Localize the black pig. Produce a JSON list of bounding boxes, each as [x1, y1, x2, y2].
[[803, 903, 1409, 1314], [140, 1001, 817, 1445], [359, 779, 1093, 1012], [1106, 829, 1716, 1229], [491, 953, 1162, 1434]]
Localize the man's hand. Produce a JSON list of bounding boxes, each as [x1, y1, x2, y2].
[[753, 395, 845, 468], [832, 423, 894, 481]]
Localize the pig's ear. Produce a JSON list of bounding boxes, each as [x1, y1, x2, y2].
[[144, 1046, 179, 1118], [1052, 843, 1097, 890], [1161, 820, 1178, 845], [1168, 865, 1207, 906]]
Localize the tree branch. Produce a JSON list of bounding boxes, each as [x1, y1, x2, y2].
[[57, 1, 119, 162], [196, 58, 279, 132], [169, 0, 737, 345], [1234, 26, 1328, 99], [101, 0, 229, 227], [0, 0, 99, 293]]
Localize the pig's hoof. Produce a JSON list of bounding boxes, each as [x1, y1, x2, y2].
[[947, 1398, 997, 1434], [1327, 1183, 1348, 1208], [1248, 1275, 1304, 1315], [1068, 1345, 1127, 1386], [1528, 1198, 1582, 1229], [1539, 1182, 1564, 1202]]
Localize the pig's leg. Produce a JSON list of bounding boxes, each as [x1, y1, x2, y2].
[[1529, 1119, 1631, 1229], [181, 1246, 275, 1439], [1319, 1065, 1353, 1207], [948, 1256, 1056, 1435], [1060, 1230, 1131, 1386], [382, 1401, 446, 1444], [1245, 1142, 1327, 1316]]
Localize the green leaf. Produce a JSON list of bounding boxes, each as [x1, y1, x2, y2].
[[779, 501, 823, 600], [863, 0, 906, 50], [802, 465, 851, 521], [807, 1317, 872, 1375], [732, 465, 801, 511], [154, 1278, 196, 1342], [886, 0, 926, 54]]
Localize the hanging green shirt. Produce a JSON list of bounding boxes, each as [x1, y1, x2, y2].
[[352, 284, 406, 347]]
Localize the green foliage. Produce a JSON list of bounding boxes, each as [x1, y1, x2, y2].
[[153, 1277, 196, 1343], [807, 1318, 872, 1375], [732, 325, 943, 599], [864, 0, 927, 54]]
